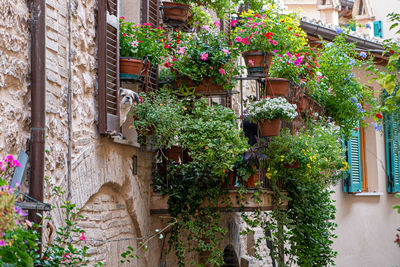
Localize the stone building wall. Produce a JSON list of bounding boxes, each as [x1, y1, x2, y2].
[[0, 0, 31, 156]]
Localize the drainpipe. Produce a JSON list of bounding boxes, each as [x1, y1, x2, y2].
[[29, 0, 46, 233]]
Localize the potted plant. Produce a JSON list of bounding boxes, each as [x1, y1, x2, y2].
[[232, 7, 307, 77], [267, 51, 303, 96], [239, 145, 268, 188], [166, 26, 241, 92], [246, 96, 298, 136], [119, 18, 166, 78]]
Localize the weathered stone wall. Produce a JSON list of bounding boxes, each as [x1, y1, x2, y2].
[[0, 0, 31, 156]]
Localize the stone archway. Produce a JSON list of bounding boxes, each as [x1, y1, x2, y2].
[[223, 244, 239, 267]]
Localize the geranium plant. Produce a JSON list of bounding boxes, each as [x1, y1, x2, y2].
[[231, 7, 307, 53], [165, 26, 240, 91], [119, 18, 166, 66], [268, 51, 304, 84], [246, 96, 298, 122]]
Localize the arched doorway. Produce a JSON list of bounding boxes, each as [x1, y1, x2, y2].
[[223, 245, 239, 267]]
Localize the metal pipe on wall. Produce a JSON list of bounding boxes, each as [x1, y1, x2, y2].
[[29, 0, 46, 233]]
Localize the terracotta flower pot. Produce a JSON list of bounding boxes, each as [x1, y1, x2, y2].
[[283, 162, 300, 168], [265, 78, 290, 97], [242, 50, 273, 78], [120, 58, 145, 76], [162, 2, 190, 23], [176, 77, 223, 93], [245, 171, 258, 188], [258, 119, 281, 137]]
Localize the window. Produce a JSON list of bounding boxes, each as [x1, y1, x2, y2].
[[97, 0, 120, 135], [343, 126, 364, 193], [385, 114, 400, 192]]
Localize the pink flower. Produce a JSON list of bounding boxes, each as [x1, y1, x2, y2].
[[230, 20, 238, 27], [248, 60, 254, 66], [219, 68, 226, 75], [214, 21, 220, 27], [200, 53, 208, 61], [202, 25, 210, 31], [234, 36, 242, 43], [164, 62, 171, 68], [25, 219, 32, 227], [143, 23, 152, 26], [172, 57, 177, 62], [209, 66, 213, 69], [80, 232, 87, 244], [122, 33, 127, 36], [221, 49, 229, 55], [120, 16, 125, 20], [178, 47, 186, 55]]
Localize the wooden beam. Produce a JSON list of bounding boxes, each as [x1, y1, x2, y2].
[[15, 201, 51, 211], [150, 190, 287, 215]]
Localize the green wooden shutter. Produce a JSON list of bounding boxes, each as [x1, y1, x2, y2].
[[343, 128, 362, 192], [373, 21, 383, 38], [385, 114, 400, 192]]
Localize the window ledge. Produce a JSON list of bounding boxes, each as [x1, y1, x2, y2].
[[355, 192, 384, 197], [112, 136, 140, 148]]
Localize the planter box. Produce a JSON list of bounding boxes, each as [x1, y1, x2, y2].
[[176, 77, 223, 93], [265, 78, 290, 97], [120, 58, 145, 77], [258, 119, 281, 137], [161, 2, 190, 23], [242, 50, 273, 78]]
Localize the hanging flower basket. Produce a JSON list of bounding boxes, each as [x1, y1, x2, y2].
[[120, 58, 146, 77], [258, 119, 281, 136], [242, 50, 273, 78], [161, 2, 190, 23], [265, 78, 290, 97]]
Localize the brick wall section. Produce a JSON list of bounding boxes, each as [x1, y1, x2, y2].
[[0, 0, 30, 155]]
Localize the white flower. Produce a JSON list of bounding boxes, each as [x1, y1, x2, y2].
[[130, 40, 139, 48]]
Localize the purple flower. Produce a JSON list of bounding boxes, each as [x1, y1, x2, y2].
[[15, 206, 27, 217], [360, 52, 367, 58], [336, 27, 343, 34], [350, 97, 358, 103], [371, 122, 382, 131], [0, 240, 5, 246], [349, 59, 356, 66], [366, 23, 371, 29]]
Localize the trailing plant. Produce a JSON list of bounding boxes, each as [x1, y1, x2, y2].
[[308, 33, 378, 137], [240, 120, 346, 266], [171, 0, 235, 19], [246, 96, 298, 122], [119, 17, 166, 66], [148, 96, 248, 266]]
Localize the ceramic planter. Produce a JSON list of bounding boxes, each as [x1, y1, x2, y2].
[[258, 119, 281, 137], [242, 50, 273, 78], [120, 58, 145, 77], [265, 78, 290, 97], [161, 2, 190, 23]]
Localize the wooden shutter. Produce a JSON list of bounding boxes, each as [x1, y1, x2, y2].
[[373, 20, 383, 38], [141, 0, 159, 91], [343, 128, 362, 193], [385, 114, 400, 192], [98, 0, 120, 134]]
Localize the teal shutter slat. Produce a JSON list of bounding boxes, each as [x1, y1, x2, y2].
[[373, 21, 383, 38], [385, 114, 400, 192], [343, 128, 362, 193]]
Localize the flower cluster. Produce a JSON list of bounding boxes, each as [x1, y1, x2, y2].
[[119, 18, 166, 66], [269, 51, 304, 83], [164, 26, 240, 90], [246, 96, 298, 122], [231, 8, 307, 53]]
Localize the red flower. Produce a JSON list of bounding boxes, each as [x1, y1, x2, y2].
[[375, 113, 383, 119], [164, 62, 171, 68], [264, 32, 273, 39], [288, 27, 292, 30], [120, 16, 125, 20], [122, 33, 127, 36], [164, 43, 170, 49], [79, 232, 87, 244], [253, 13, 261, 18], [390, 50, 395, 54]]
